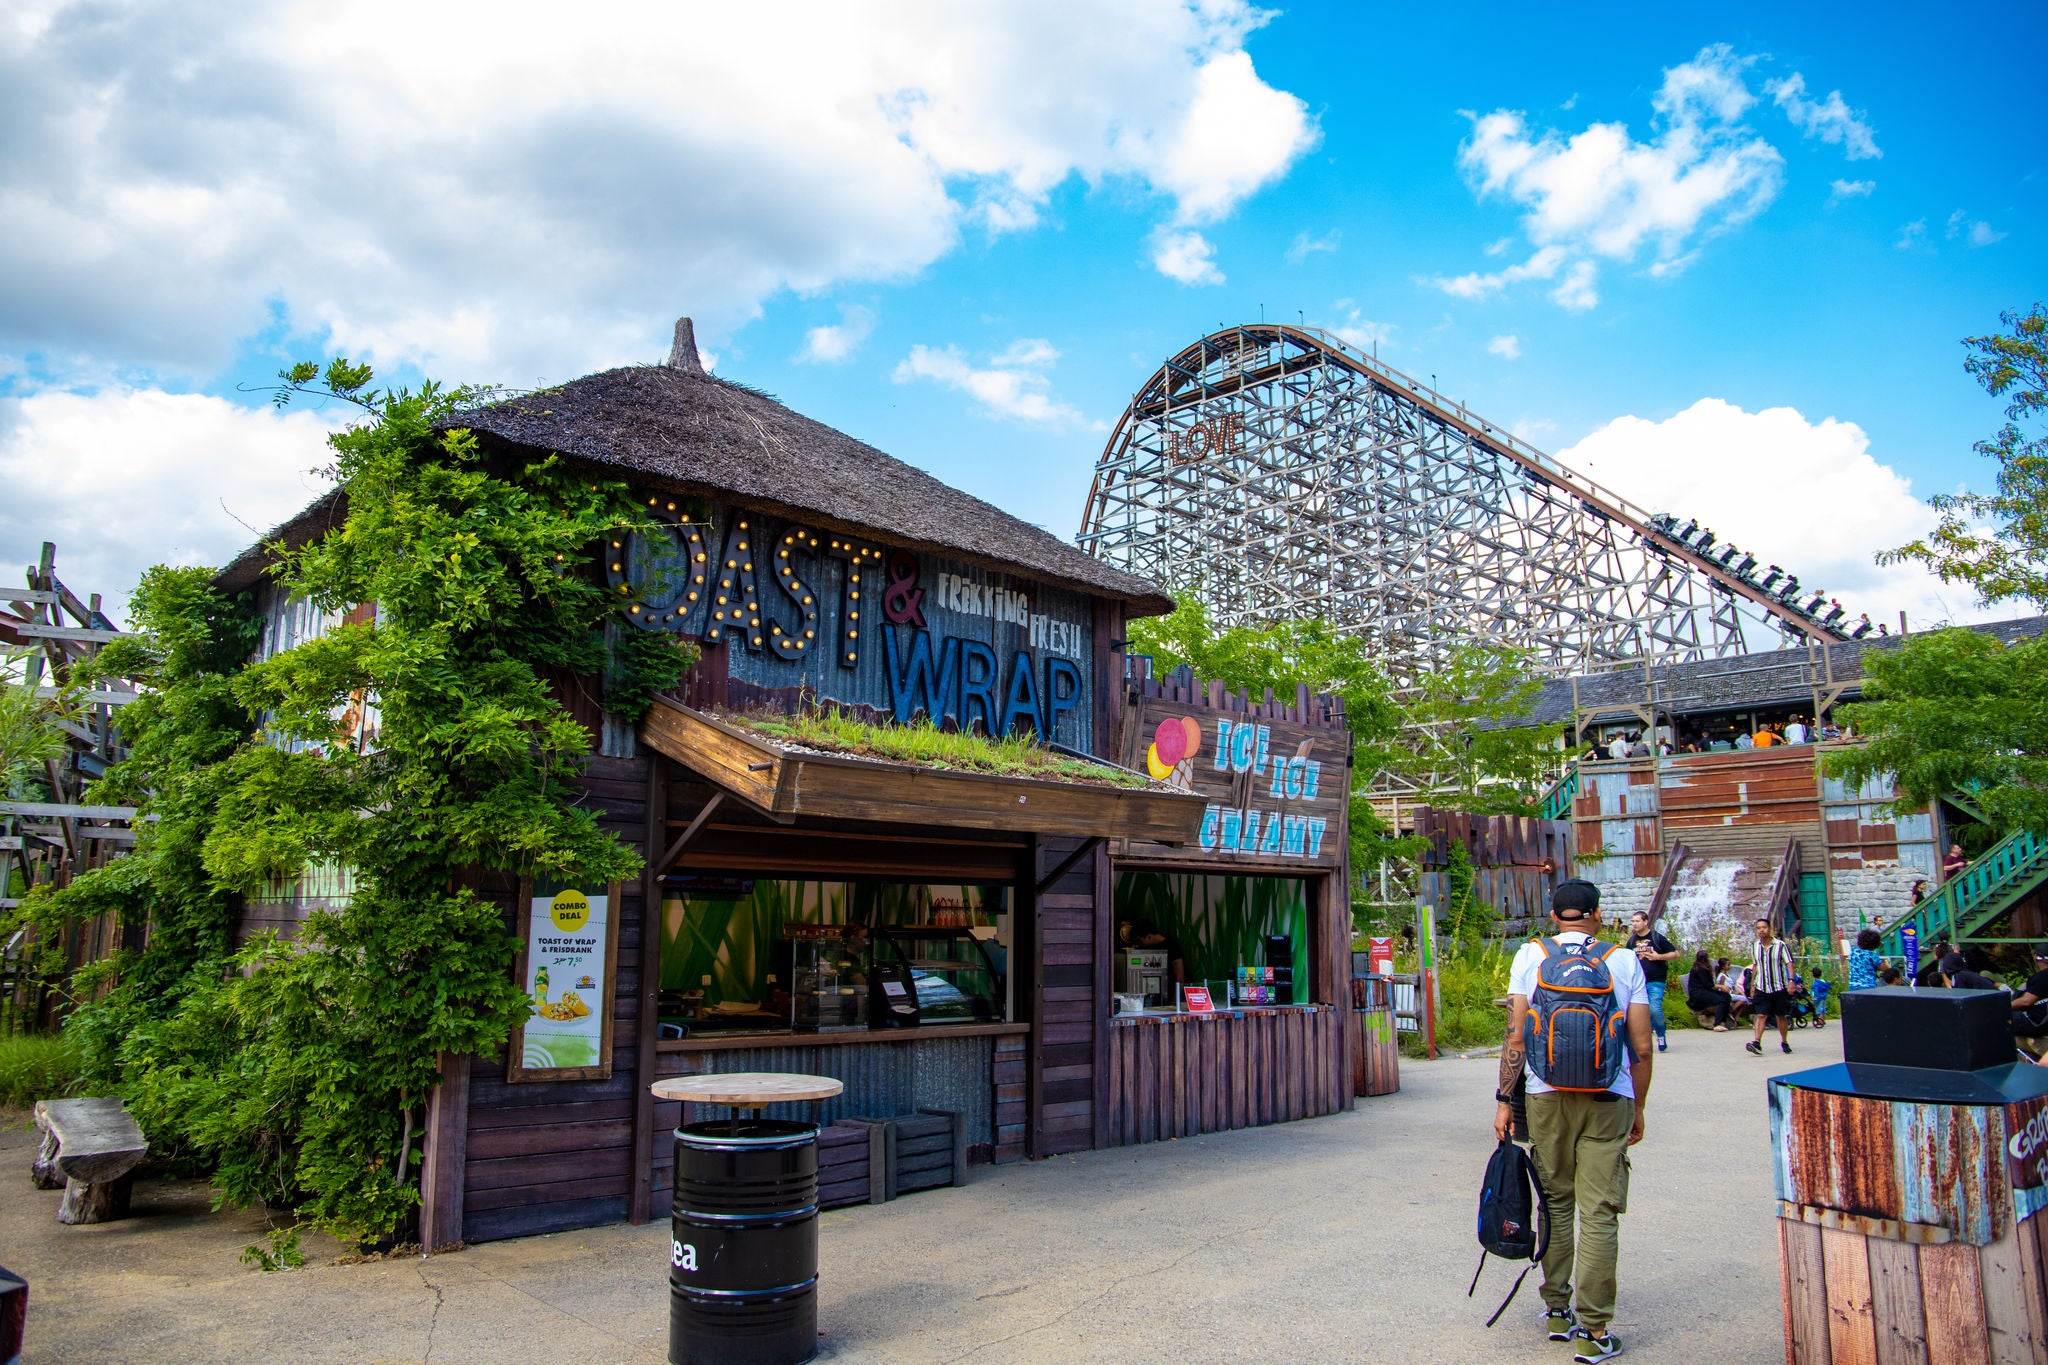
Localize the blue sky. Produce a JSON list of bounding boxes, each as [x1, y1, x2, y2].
[[1, 1, 2040, 626]]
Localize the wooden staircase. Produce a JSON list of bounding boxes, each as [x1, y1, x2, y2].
[[1651, 836, 1802, 943], [1881, 828, 2048, 953]]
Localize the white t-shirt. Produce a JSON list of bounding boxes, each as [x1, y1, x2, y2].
[[1509, 931, 1650, 1099]]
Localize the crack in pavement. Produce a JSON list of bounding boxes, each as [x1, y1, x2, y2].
[[417, 1264, 446, 1364]]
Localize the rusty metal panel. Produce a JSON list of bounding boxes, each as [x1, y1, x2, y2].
[[1893, 1102, 2002, 1245], [1773, 1081, 2008, 1246]]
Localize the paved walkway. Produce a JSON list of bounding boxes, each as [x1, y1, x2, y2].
[[4, 1024, 1832, 1363]]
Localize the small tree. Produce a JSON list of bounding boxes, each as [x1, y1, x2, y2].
[[1882, 304, 2048, 608], [1829, 627, 2047, 839]]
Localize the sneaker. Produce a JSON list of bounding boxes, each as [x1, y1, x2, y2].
[[1782, 1041, 1793, 1054], [1541, 1307, 1577, 1341], [1573, 1330, 1624, 1362], [1745, 1040, 1763, 1055], [1656, 1038, 1667, 1052]]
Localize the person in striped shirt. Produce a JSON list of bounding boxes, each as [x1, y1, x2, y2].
[[1745, 918, 1796, 1056]]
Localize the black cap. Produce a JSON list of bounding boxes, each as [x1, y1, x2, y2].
[[2034, 944, 2048, 960], [1551, 879, 1600, 919]]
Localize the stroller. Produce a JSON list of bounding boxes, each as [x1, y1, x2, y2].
[[1788, 977, 1831, 1029]]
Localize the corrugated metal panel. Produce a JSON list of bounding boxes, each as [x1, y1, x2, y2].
[[675, 1034, 995, 1144], [1774, 1083, 2009, 1245]]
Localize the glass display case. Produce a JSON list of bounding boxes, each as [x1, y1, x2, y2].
[[868, 926, 1005, 1027], [782, 924, 867, 1033]]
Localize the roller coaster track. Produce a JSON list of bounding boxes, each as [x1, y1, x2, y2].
[[1079, 323, 1853, 676]]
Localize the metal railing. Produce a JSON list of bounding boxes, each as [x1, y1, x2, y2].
[[1882, 828, 2048, 953]]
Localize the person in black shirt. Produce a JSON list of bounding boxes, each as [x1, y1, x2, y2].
[[1684, 949, 1732, 1030], [1939, 953, 2001, 992], [2010, 946, 2048, 1051], [1627, 911, 1681, 1052]]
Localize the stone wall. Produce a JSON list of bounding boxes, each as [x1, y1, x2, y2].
[[1827, 863, 1925, 936]]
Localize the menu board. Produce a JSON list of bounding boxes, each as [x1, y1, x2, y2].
[[508, 878, 621, 1083]]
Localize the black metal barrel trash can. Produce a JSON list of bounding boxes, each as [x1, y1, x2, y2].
[[670, 1119, 820, 1365]]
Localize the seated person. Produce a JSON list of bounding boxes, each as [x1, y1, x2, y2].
[[1685, 949, 1732, 1031], [1878, 965, 1904, 986], [1939, 953, 2002, 992], [1847, 929, 1882, 990], [1915, 936, 1955, 988], [1715, 958, 1752, 1020], [2010, 945, 2048, 1046]]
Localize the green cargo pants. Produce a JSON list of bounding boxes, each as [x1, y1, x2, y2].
[[1526, 1091, 1633, 1334]]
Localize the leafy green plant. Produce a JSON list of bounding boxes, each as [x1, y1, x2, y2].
[[18, 360, 659, 1246], [239, 1226, 305, 1273], [0, 1033, 83, 1107]]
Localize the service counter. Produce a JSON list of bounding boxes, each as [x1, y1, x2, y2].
[[1103, 1003, 1346, 1147], [650, 1024, 1031, 1196]]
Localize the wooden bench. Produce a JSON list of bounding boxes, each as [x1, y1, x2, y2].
[[31, 1098, 147, 1224]]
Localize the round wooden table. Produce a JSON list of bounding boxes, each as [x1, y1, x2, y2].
[[652, 1071, 844, 1134]]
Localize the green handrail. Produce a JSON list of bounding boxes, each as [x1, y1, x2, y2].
[[1537, 762, 1580, 821], [1882, 827, 2048, 955]]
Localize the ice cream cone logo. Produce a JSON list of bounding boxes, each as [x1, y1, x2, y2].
[[1145, 716, 1203, 790]]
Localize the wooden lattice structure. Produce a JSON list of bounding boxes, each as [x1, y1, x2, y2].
[[2, 542, 139, 1029], [1079, 324, 1852, 678]]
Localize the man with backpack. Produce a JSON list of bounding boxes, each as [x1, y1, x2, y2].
[[1494, 879, 1654, 1363]]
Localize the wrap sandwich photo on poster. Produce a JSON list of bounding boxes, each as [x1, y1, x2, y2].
[[514, 879, 616, 1078]]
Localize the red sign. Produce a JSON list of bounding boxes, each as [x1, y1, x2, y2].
[[1183, 987, 1216, 1014], [1369, 936, 1395, 975]]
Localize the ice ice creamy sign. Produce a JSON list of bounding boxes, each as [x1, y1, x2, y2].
[[510, 881, 617, 1081], [1119, 700, 1349, 869]]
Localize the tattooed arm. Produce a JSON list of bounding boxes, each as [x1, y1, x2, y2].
[[1495, 994, 1529, 1141]]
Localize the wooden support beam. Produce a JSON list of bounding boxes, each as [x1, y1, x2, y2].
[[651, 792, 725, 878], [11, 624, 126, 644], [0, 803, 139, 821], [1035, 836, 1103, 896]]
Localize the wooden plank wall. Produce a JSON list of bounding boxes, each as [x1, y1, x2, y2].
[[459, 753, 653, 1244], [1411, 807, 1573, 936], [1779, 1214, 2048, 1364], [1032, 833, 1104, 1157], [1104, 1006, 1347, 1146]]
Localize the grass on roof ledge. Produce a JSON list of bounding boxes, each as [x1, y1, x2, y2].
[[729, 708, 1152, 788]]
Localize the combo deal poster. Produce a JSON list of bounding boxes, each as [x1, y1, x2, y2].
[[511, 878, 617, 1081]]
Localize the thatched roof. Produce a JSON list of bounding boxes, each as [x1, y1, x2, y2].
[[220, 338, 1169, 613], [451, 360, 1168, 612], [217, 488, 346, 594]]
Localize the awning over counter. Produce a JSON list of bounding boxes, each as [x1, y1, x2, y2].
[[639, 698, 1205, 844]]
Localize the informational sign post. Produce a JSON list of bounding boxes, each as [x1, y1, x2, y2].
[[508, 878, 622, 1083]]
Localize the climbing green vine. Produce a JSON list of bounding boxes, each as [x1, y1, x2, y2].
[[16, 360, 690, 1246]]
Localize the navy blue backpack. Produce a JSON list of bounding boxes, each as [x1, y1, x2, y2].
[[1469, 1137, 1550, 1325]]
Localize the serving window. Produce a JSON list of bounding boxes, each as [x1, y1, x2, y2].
[[1111, 870, 1310, 1014], [657, 877, 1012, 1037]]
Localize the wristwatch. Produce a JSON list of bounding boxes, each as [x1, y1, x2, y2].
[[1494, 1091, 1515, 1104]]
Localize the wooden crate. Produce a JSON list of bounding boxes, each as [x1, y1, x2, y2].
[[816, 1121, 886, 1210], [842, 1110, 966, 1200]]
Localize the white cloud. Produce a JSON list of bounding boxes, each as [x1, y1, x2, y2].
[[1896, 219, 1927, 250], [0, 388, 342, 620], [1828, 178, 1876, 205], [1434, 45, 1782, 309], [0, 1, 1311, 383], [1764, 73, 1881, 160], [798, 305, 876, 364], [891, 338, 1084, 428], [1286, 229, 1340, 264], [1487, 334, 1523, 359], [1559, 398, 1987, 631], [1318, 305, 1395, 353], [1947, 209, 2006, 247], [1150, 229, 1225, 285]]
